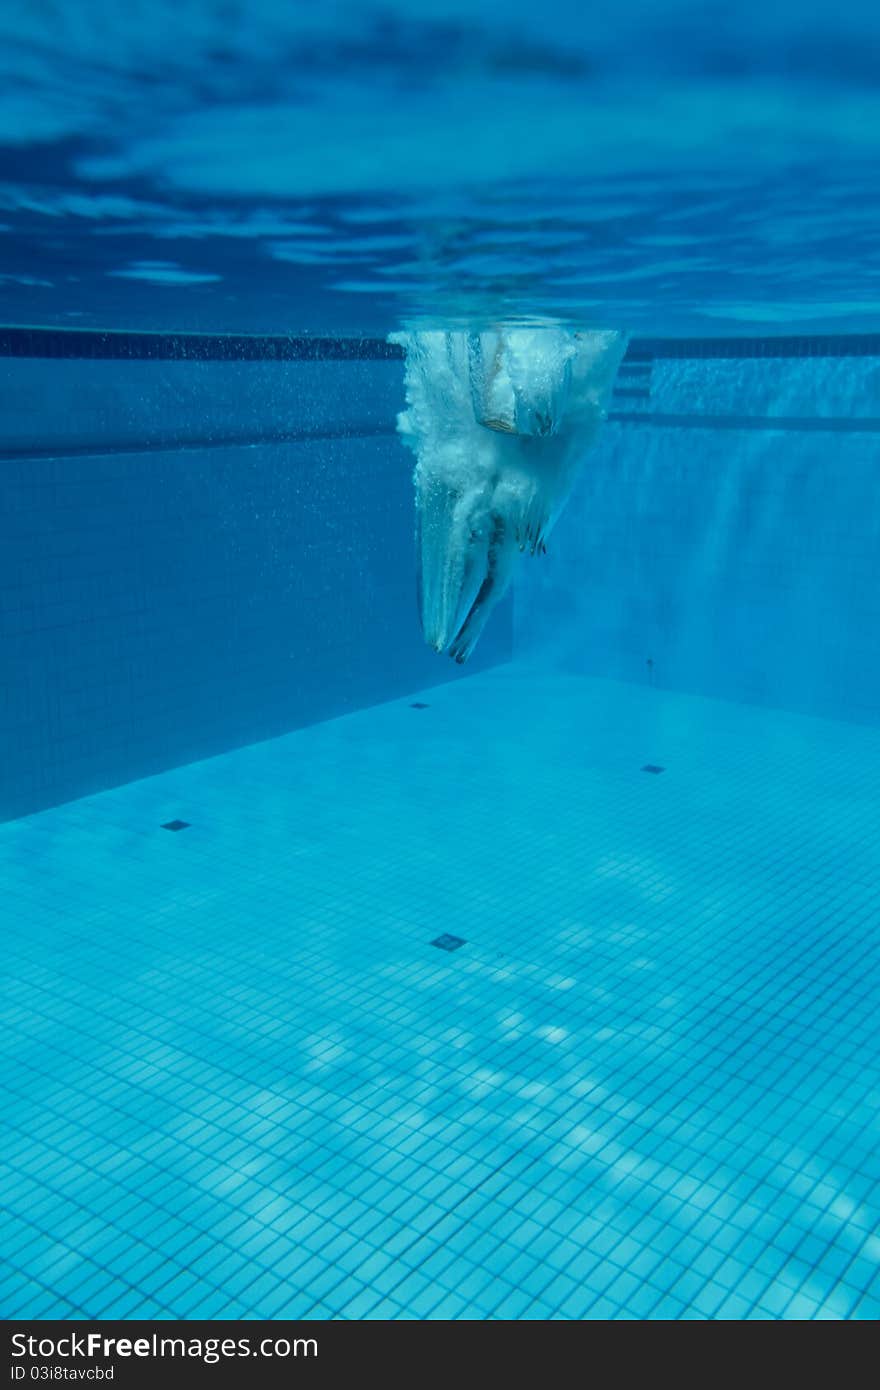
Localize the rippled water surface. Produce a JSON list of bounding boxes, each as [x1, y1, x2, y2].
[[2, 0, 879, 335]]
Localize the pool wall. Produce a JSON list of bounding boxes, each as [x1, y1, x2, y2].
[[516, 356, 880, 728], [5, 348, 879, 824], [0, 357, 511, 822]]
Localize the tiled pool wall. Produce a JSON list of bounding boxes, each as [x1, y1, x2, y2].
[[5, 345, 879, 825], [516, 356, 880, 728], [0, 356, 511, 822]]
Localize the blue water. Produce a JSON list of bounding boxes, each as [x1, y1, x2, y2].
[[2, 0, 880, 1324], [2, 0, 880, 334]]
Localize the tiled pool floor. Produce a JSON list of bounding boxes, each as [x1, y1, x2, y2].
[[2, 667, 880, 1320]]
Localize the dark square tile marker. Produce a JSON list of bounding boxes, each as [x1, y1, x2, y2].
[[431, 934, 466, 952], [161, 820, 190, 831]]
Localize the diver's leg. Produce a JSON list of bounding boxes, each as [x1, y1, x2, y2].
[[447, 514, 518, 663]]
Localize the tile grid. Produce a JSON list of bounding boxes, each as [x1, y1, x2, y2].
[[1, 669, 879, 1320]]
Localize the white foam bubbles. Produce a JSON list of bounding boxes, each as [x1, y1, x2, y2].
[[391, 323, 627, 662]]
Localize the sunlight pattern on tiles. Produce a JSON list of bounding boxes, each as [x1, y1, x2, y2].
[[1, 669, 879, 1320]]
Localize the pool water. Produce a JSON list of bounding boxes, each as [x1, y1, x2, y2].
[[2, 0, 880, 337], [3, 670, 880, 1319], [2, 0, 880, 1324]]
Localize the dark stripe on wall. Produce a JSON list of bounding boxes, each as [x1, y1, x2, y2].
[[625, 333, 880, 361], [0, 423, 399, 464], [0, 326, 405, 362], [2, 325, 880, 364], [8, 414, 878, 461], [609, 412, 880, 434]]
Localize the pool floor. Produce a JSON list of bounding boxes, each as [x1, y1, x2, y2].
[[2, 667, 879, 1320]]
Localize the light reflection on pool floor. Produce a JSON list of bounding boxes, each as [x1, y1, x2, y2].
[[2, 668, 878, 1320]]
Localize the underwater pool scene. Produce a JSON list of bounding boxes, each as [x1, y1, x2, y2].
[[2, 0, 880, 1324]]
